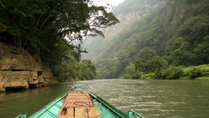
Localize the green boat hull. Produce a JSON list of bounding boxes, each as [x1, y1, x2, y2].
[[16, 92, 142, 118]]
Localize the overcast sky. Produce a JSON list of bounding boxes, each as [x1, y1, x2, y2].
[[93, 0, 125, 6]]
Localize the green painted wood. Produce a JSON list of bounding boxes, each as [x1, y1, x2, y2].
[[129, 110, 143, 118], [93, 99, 121, 118], [90, 92, 128, 118], [15, 114, 27, 118]]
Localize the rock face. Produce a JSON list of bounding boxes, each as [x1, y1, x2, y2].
[[0, 42, 52, 92]]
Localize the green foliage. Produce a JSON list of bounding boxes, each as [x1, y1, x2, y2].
[[124, 63, 135, 79], [143, 73, 154, 80], [183, 64, 209, 79], [83, 0, 209, 79], [135, 49, 167, 73], [188, 68, 203, 79], [174, 37, 184, 48], [52, 54, 80, 81], [131, 72, 143, 79], [160, 66, 184, 79], [52, 58, 96, 81], [83, 0, 166, 79], [155, 64, 209, 79], [124, 63, 143, 79], [0, 0, 119, 81], [171, 14, 209, 66], [80, 60, 96, 80], [124, 49, 167, 79], [125, 64, 209, 80]]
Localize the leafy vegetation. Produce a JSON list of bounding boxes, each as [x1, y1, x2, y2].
[[80, 60, 96, 80], [125, 62, 209, 80], [160, 66, 184, 79], [135, 49, 167, 74], [0, 0, 118, 81]]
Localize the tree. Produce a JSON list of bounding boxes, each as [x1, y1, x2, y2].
[[80, 60, 96, 80], [0, 0, 119, 81], [124, 63, 135, 79], [135, 49, 167, 73]]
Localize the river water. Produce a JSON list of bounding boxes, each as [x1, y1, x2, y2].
[[0, 79, 209, 118]]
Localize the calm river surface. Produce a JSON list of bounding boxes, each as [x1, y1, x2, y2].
[[0, 79, 209, 118]]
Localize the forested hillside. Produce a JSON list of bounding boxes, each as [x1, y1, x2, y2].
[[82, 0, 209, 79], [83, 0, 165, 61]]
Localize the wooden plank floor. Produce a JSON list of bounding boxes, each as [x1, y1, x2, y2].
[[57, 92, 100, 118]]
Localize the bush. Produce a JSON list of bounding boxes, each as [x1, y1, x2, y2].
[[132, 72, 143, 79], [188, 68, 203, 79], [153, 73, 162, 79], [124, 74, 132, 79], [161, 66, 184, 79], [143, 73, 155, 79]]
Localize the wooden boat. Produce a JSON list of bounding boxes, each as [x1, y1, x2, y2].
[[16, 92, 142, 118]]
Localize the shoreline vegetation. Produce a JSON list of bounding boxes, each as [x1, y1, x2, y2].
[[122, 49, 209, 80], [123, 63, 209, 80]]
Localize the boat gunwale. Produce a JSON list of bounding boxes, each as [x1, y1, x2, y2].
[[90, 92, 128, 118]]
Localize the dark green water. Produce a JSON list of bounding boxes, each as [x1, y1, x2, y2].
[[1, 79, 209, 118]]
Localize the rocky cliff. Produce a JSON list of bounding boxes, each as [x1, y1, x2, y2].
[[0, 42, 52, 92]]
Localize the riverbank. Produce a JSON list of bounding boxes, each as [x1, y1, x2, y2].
[[122, 76, 209, 80], [123, 64, 209, 80]]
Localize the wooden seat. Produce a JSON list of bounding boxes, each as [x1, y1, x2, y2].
[[57, 92, 100, 118]]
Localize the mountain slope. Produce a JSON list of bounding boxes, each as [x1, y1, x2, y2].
[[82, 0, 165, 61], [82, 0, 209, 79]]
